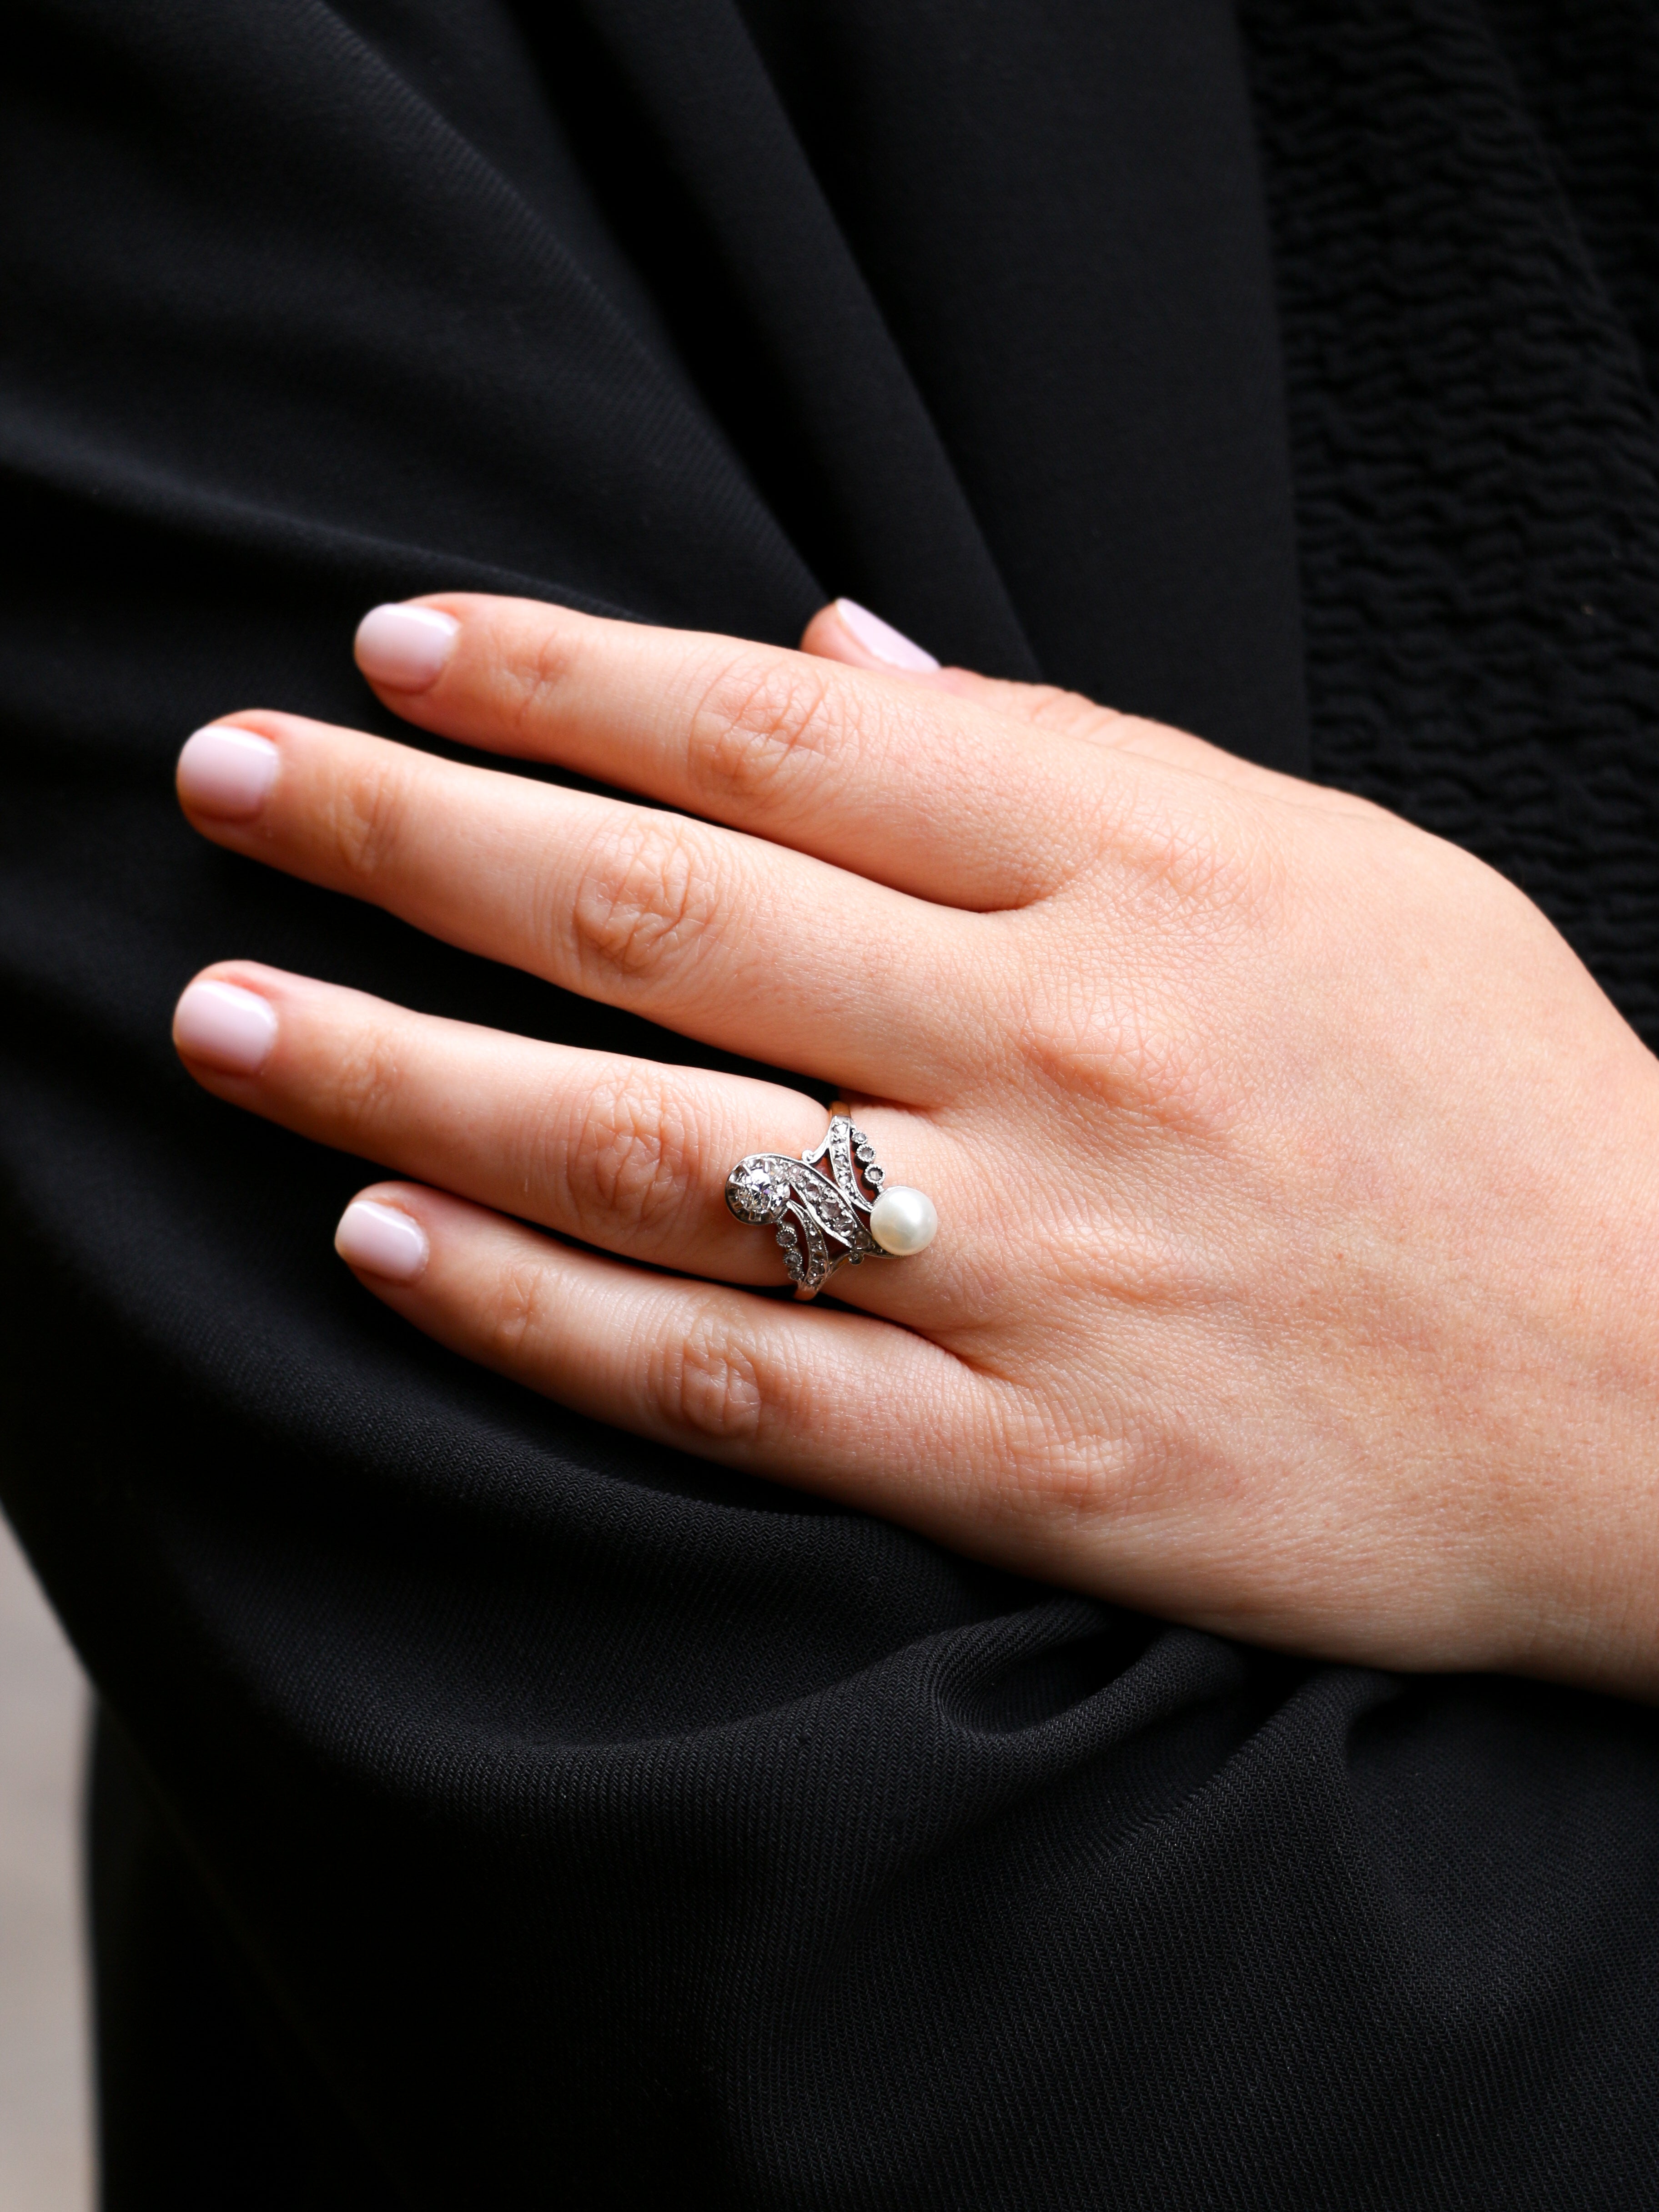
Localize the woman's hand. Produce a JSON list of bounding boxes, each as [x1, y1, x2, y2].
[[172, 595, 1659, 1695]]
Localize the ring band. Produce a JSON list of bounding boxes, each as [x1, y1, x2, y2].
[[725, 1116, 938, 1299]]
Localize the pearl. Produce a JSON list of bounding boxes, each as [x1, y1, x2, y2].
[[869, 1186, 938, 1257]]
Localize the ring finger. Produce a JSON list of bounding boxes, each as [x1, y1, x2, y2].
[[172, 962, 960, 1306]]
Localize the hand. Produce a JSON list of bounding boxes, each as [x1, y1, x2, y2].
[[172, 594, 1659, 1695]]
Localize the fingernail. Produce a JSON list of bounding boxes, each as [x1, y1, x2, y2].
[[355, 604, 459, 692], [833, 598, 940, 672], [173, 980, 278, 1075], [335, 1199, 429, 1283], [177, 726, 279, 819]]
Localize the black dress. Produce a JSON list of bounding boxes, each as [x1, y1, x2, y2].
[[4, 3, 1658, 2203]]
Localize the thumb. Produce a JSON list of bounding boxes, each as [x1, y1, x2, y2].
[[800, 598, 1134, 744], [800, 599, 1325, 796]]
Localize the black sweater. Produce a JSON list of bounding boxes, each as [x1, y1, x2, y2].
[[3, 3, 1657, 2203]]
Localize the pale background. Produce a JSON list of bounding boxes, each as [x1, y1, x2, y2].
[[0, 1512, 92, 2211]]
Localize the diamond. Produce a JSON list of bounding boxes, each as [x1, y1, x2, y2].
[[728, 1160, 790, 1222]]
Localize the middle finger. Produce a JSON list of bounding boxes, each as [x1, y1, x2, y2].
[[177, 713, 987, 1100]]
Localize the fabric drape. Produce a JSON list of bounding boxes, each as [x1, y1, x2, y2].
[[3, 2, 1658, 2203]]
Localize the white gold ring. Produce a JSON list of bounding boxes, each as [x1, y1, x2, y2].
[[725, 1115, 938, 1299]]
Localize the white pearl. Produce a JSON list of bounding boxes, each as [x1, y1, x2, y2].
[[869, 1186, 938, 1257]]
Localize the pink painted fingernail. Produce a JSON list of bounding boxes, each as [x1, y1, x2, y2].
[[173, 980, 278, 1075], [355, 604, 459, 691], [177, 726, 279, 819], [834, 598, 940, 672], [335, 1199, 429, 1283]]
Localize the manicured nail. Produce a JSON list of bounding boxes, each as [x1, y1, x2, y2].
[[354, 604, 459, 692], [335, 1199, 429, 1283], [177, 726, 279, 819], [833, 598, 940, 672], [173, 980, 278, 1075]]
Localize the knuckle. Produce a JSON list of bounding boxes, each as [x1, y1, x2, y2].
[[1016, 792, 1292, 1122], [498, 617, 581, 744], [1012, 955, 1232, 1128], [553, 1071, 699, 1246], [686, 649, 854, 805], [1022, 684, 1129, 744], [1103, 789, 1287, 926], [325, 753, 413, 883], [978, 1384, 1139, 1533], [481, 1258, 554, 1369], [570, 813, 725, 986], [329, 1023, 407, 1137], [647, 1307, 769, 1444]]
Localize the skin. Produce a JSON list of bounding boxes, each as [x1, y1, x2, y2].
[[173, 594, 1659, 1696]]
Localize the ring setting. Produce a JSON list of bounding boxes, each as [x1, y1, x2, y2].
[[725, 1116, 937, 1298]]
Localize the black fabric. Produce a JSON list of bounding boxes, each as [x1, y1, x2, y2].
[[0, 1, 1657, 2204], [1244, 0, 1659, 1042], [87, 1712, 401, 2210]]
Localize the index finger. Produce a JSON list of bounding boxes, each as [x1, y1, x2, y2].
[[352, 595, 1094, 910]]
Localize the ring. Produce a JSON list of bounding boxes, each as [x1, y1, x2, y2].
[[724, 1115, 938, 1299]]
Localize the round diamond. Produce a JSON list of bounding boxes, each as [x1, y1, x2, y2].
[[728, 1161, 790, 1222]]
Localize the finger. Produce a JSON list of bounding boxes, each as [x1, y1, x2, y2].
[[173, 964, 970, 1316], [332, 1181, 1030, 1571], [352, 594, 1092, 907], [799, 599, 1348, 805], [798, 598, 943, 675], [801, 599, 1131, 739], [799, 599, 1149, 753], [176, 714, 984, 1099], [172, 963, 830, 1282]]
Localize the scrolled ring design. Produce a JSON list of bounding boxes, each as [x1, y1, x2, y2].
[[725, 1115, 938, 1298]]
